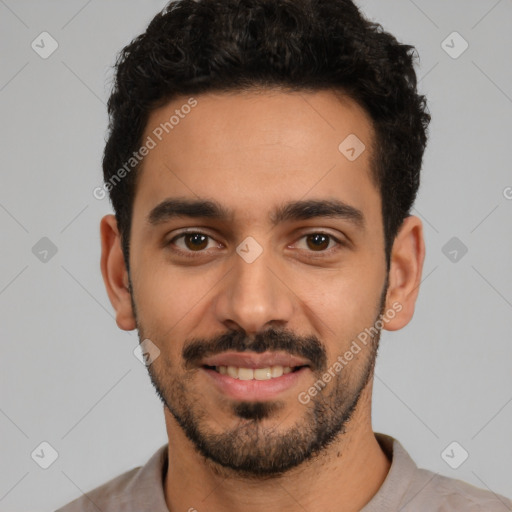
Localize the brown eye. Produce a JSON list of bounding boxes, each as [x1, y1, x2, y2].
[[305, 233, 332, 251], [169, 232, 215, 253], [182, 233, 209, 251]]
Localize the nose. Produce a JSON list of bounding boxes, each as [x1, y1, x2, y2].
[[213, 243, 295, 335]]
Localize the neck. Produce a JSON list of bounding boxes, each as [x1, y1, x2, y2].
[[163, 385, 390, 512]]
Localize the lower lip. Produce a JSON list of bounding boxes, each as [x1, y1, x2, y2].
[[202, 367, 310, 401]]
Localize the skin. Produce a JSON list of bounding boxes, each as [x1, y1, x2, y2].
[[100, 89, 425, 512]]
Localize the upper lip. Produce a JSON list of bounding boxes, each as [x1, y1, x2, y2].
[[201, 351, 310, 369]]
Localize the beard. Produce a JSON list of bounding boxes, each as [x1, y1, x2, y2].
[[131, 277, 388, 478]]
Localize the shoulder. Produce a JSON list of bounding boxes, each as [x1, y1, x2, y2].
[[370, 434, 512, 512], [402, 467, 512, 511], [55, 466, 141, 511], [54, 444, 169, 512]]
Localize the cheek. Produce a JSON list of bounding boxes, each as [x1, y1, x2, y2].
[[296, 266, 382, 333], [131, 265, 192, 330]]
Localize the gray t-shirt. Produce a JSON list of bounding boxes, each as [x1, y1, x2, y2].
[[55, 433, 512, 511]]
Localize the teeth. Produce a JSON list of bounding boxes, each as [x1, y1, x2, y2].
[[227, 366, 238, 378], [215, 365, 297, 380], [238, 367, 254, 380], [254, 368, 272, 380], [271, 366, 283, 377]]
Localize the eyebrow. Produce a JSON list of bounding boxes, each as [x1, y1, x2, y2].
[[147, 198, 365, 229]]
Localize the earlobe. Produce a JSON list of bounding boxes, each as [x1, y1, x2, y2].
[[383, 215, 425, 331], [100, 214, 137, 331]]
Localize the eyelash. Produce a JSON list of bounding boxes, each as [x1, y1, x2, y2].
[[166, 230, 345, 259]]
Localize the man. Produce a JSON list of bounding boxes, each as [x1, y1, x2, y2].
[[57, 0, 512, 510]]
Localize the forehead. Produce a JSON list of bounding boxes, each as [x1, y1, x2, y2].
[[134, 89, 379, 226]]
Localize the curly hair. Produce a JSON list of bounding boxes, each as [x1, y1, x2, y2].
[[103, 0, 431, 271]]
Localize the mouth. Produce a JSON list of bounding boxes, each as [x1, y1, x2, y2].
[[199, 353, 311, 400], [198, 351, 312, 400], [202, 364, 309, 381]]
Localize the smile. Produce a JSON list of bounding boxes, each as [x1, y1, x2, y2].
[[204, 365, 307, 380], [201, 365, 310, 401]]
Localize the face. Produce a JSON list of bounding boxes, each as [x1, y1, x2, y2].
[[122, 89, 393, 476]]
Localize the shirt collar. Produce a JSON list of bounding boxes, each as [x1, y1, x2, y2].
[[130, 433, 416, 512], [361, 433, 418, 511]]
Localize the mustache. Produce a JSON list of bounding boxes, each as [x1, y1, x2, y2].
[[182, 327, 327, 372]]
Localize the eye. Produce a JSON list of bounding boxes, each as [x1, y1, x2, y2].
[[294, 232, 342, 253], [166, 230, 344, 257], [169, 231, 221, 254]]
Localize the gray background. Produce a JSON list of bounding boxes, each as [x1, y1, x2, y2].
[[0, 0, 511, 510]]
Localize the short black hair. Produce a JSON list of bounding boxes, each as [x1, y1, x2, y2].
[[103, 0, 431, 271]]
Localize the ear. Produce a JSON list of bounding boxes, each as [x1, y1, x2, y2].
[[383, 215, 425, 331], [100, 214, 136, 331]]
